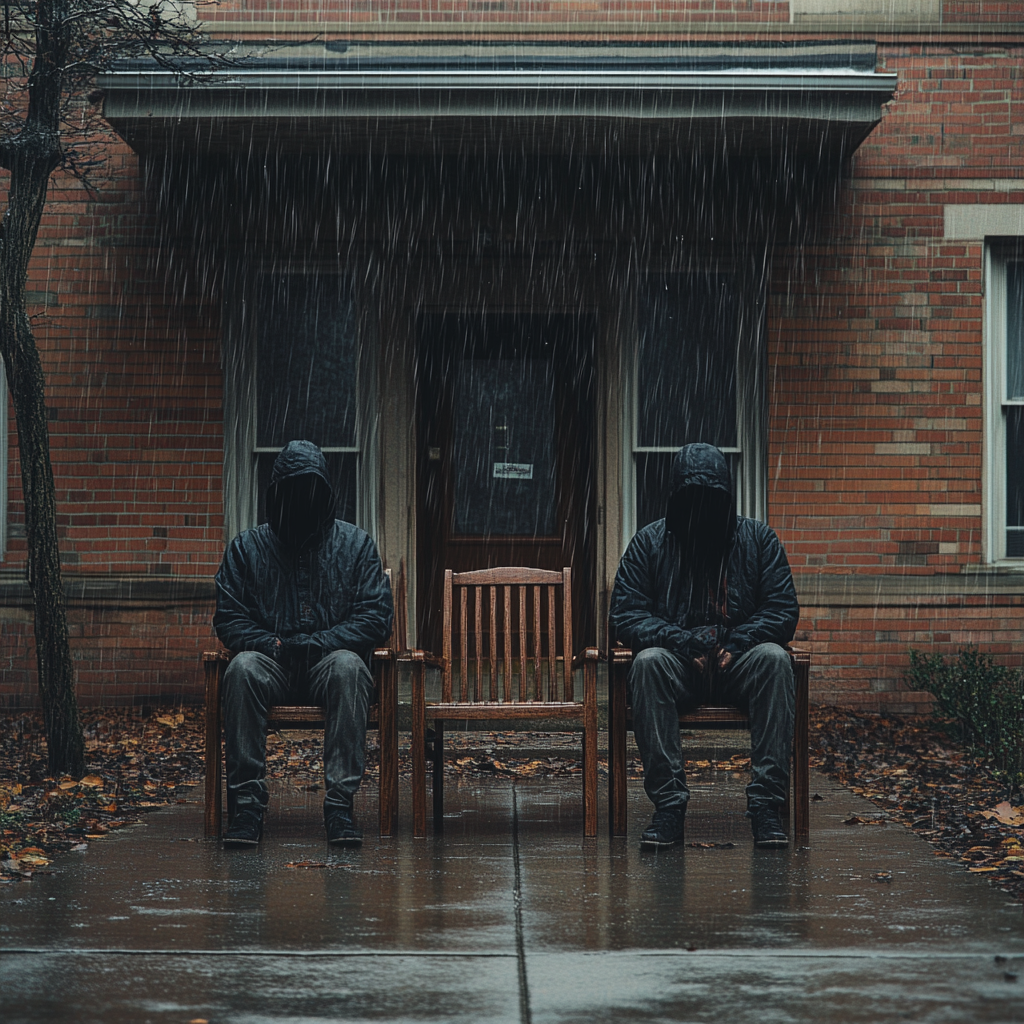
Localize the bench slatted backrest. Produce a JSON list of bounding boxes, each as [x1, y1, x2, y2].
[[441, 567, 573, 704]]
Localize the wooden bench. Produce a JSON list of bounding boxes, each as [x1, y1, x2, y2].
[[608, 645, 811, 843], [203, 564, 406, 838], [410, 567, 600, 838]]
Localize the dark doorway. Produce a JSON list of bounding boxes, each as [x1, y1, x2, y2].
[[417, 313, 596, 653]]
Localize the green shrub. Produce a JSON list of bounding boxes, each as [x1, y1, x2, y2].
[[904, 645, 1024, 784]]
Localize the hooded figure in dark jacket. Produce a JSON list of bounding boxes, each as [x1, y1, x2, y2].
[[214, 440, 394, 848], [610, 443, 799, 849]]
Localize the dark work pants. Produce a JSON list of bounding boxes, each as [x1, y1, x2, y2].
[[628, 643, 795, 813], [222, 649, 374, 819]]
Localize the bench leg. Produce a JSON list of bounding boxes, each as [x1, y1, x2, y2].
[[432, 719, 445, 832], [411, 659, 427, 839], [793, 656, 810, 845], [608, 661, 628, 837], [583, 657, 598, 839], [377, 656, 398, 838], [204, 658, 223, 838]]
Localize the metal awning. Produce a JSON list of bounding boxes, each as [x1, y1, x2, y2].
[[98, 45, 897, 158]]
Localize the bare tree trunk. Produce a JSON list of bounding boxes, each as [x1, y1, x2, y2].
[[0, 91, 84, 776]]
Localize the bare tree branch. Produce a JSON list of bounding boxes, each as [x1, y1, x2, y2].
[[0, 0, 240, 774]]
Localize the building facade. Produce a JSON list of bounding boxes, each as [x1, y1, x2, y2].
[[1, 0, 1023, 711]]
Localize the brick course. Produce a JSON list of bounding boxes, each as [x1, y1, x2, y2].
[[770, 42, 1024, 704]]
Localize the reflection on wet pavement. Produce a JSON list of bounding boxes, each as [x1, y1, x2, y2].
[[1, 771, 1022, 1022]]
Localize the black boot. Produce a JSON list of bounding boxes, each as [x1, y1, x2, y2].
[[326, 809, 363, 847], [640, 805, 686, 849], [223, 808, 263, 848], [750, 805, 788, 847]]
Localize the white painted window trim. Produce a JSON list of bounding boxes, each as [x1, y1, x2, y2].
[[984, 241, 1024, 564], [619, 272, 766, 554], [0, 362, 7, 560], [222, 269, 378, 542]]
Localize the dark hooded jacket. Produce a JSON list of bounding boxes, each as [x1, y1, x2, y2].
[[214, 441, 394, 667], [610, 444, 799, 662]]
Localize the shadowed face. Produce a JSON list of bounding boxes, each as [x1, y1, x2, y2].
[[665, 485, 733, 561], [268, 473, 333, 549]]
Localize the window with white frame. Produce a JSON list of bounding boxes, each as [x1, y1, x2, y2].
[[253, 274, 360, 524], [986, 243, 1024, 560], [623, 271, 764, 544], [223, 271, 375, 540]]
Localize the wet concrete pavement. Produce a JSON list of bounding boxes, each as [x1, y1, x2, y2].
[[2, 769, 1023, 1023]]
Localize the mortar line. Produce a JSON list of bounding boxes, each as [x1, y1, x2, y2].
[[512, 781, 533, 1024]]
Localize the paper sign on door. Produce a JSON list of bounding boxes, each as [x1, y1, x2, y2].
[[493, 463, 534, 480]]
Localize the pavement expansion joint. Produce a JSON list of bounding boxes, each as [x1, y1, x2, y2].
[[512, 780, 534, 1024]]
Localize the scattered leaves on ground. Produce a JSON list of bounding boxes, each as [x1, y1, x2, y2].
[[0, 708, 209, 880], [5, 704, 1023, 904], [811, 705, 1024, 903]]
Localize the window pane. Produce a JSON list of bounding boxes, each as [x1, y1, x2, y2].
[[635, 451, 739, 531], [255, 275, 358, 448], [452, 358, 558, 537], [256, 452, 358, 526], [1009, 262, 1024, 401], [635, 453, 674, 531], [637, 274, 737, 448], [1007, 407, 1024, 555]]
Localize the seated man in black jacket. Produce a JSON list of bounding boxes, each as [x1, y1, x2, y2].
[[214, 440, 394, 849], [610, 443, 799, 849]]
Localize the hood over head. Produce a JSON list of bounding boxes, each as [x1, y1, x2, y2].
[[265, 440, 335, 549], [664, 443, 735, 560]]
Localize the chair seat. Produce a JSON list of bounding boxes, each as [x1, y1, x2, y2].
[[681, 707, 750, 726], [203, 559, 404, 838], [267, 704, 381, 727], [426, 701, 584, 720], [609, 646, 810, 842]]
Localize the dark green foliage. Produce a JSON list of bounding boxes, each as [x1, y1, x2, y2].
[[905, 646, 1024, 783]]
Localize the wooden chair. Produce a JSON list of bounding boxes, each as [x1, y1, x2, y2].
[[608, 644, 811, 843], [410, 567, 600, 838], [203, 565, 403, 838]]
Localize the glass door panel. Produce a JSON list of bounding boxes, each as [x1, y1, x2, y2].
[[452, 358, 558, 538]]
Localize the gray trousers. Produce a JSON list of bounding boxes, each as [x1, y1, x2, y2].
[[628, 643, 795, 813], [222, 649, 374, 819]]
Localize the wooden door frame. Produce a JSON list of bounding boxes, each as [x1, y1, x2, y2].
[[415, 309, 597, 654]]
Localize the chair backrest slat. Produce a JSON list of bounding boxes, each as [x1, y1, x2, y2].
[[532, 585, 542, 701], [518, 585, 527, 702], [547, 585, 557, 702], [442, 567, 573, 706], [442, 569, 453, 703], [460, 586, 469, 702], [503, 584, 513, 703], [563, 567, 574, 701], [489, 586, 498, 701], [473, 585, 483, 702], [392, 561, 407, 655]]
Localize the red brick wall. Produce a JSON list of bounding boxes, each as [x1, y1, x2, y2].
[[198, 0, 791, 31], [193, 0, 1017, 32], [0, 599, 217, 706], [4, 25, 1024, 710], [4, 146, 226, 576], [769, 42, 1024, 708], [2, 140, 224, 706]]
